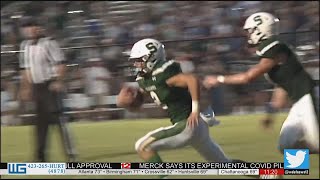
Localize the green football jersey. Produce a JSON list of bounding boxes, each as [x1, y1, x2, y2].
[[256, 36, 316, 102], [136, 60, 192, 124]]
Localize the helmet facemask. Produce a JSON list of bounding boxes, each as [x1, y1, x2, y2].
[[130, 53, 157, 76], [245, 26, 266, 47]]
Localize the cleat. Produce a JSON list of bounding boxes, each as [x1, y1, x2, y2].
[[200, 106, 221, 127]]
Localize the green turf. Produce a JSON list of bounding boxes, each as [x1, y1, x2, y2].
[[1, 113, 319, 179]]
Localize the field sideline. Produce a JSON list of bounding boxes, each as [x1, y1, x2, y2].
[[1, 113, 319, 179]]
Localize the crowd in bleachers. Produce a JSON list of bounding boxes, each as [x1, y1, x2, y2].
[[2, 1, 319, 44], [1, 1, 319, 124]]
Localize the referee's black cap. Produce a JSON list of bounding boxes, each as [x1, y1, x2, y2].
[[20, 16, 41, 27]]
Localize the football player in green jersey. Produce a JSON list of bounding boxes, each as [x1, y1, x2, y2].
[[119, 38, 243, 178], [203, 12, 319, 154]]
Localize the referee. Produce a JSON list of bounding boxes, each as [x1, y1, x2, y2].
[[18, 17, 77, 162]]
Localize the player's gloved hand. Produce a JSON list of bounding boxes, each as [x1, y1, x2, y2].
[[202, 75, 219, 89], [187, 112, 200, 129]]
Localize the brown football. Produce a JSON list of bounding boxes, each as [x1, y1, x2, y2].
[[127, 89, 144, 112], [117, 86, 144, 111]]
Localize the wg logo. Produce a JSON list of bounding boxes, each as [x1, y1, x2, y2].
[[8, 163, 27, 174], [284, 149, 309, 169]]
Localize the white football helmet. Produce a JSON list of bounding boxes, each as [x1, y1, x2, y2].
[[243, 12, 280, 45], [129, 38, 166, 74]]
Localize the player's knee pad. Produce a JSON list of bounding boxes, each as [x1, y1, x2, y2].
[[278, 125, 304, 153]]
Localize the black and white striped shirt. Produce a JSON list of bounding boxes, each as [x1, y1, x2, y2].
[[19, 37, 65, 84]]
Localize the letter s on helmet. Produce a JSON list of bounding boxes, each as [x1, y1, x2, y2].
[[243, 12, 280, 46], [129, 38, 166, 74]]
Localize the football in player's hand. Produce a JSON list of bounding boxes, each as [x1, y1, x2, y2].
[[116, 85, 143, 111]]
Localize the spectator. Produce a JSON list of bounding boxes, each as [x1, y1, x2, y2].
[[1, 77, 19, 125], [132, 15, 156, 41], [175, 52, 195, 73], [65, 65, 89, 121], [102, 19, 124, 44], [84, 58, 112, 120]]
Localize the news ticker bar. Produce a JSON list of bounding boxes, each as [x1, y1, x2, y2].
[[1, 162, 284, 169], [0, 162, 309, 175], [67, 162, 285, 169]]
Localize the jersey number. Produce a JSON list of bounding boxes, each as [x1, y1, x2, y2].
[[150, 91, 168, 109]]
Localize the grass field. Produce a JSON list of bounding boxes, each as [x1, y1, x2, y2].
[[1, 113, 319, 179]]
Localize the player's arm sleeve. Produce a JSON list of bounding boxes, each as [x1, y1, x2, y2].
[[257, 42, 290, 60], [46, 38, 66, 64], [165, 62, 197, 88], [163, 62, 183, 80]]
